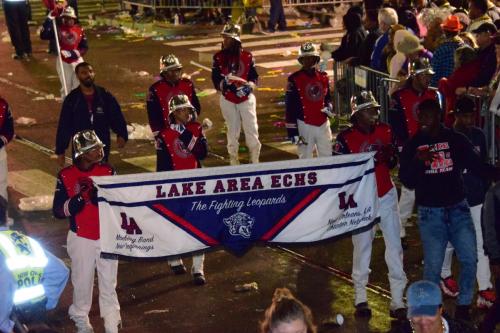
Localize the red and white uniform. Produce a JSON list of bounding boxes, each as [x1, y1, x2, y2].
[[146, 78, 201, 136], [212, 49, 261, 165], [157, 121, 208, 274], [52, 163, 121, 331], [334, 123, 407, 311], [286, 68, 333, 159], [0, 97, 14, 201], [40, 16, 88, 98]]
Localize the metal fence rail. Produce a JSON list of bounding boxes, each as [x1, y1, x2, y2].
[[120, 0, 360, 10]]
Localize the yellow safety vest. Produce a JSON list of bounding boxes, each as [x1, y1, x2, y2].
[[0, 230, 48, 305]]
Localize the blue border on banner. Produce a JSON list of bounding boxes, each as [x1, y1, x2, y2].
[[97, 159, 371, 189], [97, 168, 375, 207]]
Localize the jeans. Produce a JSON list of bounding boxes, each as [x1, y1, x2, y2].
[[418, 199, 477, 305]]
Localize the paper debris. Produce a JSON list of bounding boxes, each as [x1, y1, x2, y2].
[[19, 195, 54, 211]]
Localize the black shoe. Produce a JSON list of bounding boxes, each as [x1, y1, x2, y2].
[[455, 305, 471, 322], [170, 264, 187, 275], [355, 302, 372, 318], [12, 54, 22, 60], [193, 273, 206, 285], [401, 237, 409, 250], [390, 308, 407, 320]]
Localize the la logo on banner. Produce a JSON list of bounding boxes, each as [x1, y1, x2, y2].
[[338, 192, 358, 210], [120, 213, 143, 235]]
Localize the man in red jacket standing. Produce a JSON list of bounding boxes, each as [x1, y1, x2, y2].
[[334, 91, 407, 320]]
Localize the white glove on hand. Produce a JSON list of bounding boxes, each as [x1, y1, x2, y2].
[[236, 84, 252, 98], [321, 106, 335, 118], [61, 50, 72, 58], [202, 118, 213, 131]]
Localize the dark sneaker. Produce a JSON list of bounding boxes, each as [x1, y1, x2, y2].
[[12, 54, 22, 60], [390, 308, 407, 320], [440, 276, 459, 297], [354, 302, 372, 318], [170, 264, 187, 275], [193, 273, 206, 285], [455, 304, 471, 322]]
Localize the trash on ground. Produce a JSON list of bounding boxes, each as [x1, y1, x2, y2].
[[19, 195, 54, 211], [234, 282, 258, 292], [138, 71, 150, 77], [15, 117, 37, 126], [144, 309, 170, 315], [127, 123, 154, 141]]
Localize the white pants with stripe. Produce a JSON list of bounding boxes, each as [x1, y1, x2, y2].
[[296, 119, 332, 159], [352, 187, 407, 310], [220, 94, 261, 165], [67, 231, 121, 322], [441, 204, 492, 291], [0, 148, 7, 201]]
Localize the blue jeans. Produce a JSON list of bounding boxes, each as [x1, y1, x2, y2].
[[418, 200, 477, 305]]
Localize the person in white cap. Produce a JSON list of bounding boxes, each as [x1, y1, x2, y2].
[[211, 23, 261, 165], [41, 6, 88, 99], [285, 42, 333, 159]]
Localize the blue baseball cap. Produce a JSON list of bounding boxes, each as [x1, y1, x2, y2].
[[406, 280, 442, 318]]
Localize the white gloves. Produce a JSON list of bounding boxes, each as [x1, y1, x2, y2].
[[321, 105, 335, 118], [61, 50, 72, 58]]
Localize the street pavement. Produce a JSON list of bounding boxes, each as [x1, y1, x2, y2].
[[0, 12, 489, 333]]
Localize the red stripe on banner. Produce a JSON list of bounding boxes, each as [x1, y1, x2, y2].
[[261, 189, 322, 241], [152, 204, 220, 246]]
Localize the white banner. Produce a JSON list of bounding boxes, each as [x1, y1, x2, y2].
[[93, 153, 379, 258]]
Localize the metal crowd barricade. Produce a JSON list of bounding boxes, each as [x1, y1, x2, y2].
[[332, 62, 393, 121], [120, 0, 363, 12]]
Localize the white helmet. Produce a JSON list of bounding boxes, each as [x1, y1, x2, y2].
[[61, 6, 77, 19], [72, 130, 104, 159]]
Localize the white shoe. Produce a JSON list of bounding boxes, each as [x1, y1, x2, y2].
[[104, 315, 122, 333], [72, 316, 94, 333]]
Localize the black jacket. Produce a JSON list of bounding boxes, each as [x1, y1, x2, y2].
[[399, 126, 495, 207], [55, 85, 128, 159], [331, 27, 367, 62]]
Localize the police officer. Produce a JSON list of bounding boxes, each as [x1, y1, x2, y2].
[[0, 196, 69, 333], [285, 42, 333, 159], [334, 91, 407, 320], [157, 94, 208, 285], [147, 54, 201, 170], [212, 23, 261, 165], [53, 130, 121, 333], [55, 62, 128, 167], [2, 0, 32, 60], [389, 58, 441, 248]]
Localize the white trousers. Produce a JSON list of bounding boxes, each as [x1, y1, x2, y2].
[[57, 57, 82, 99], [352, 187, 407, 309], [67, 231, 121, 322], [0, 148, 7, 200], [441, 204, 492, 290], [398, 185, 415, 238], [296, 119, 332, 159], [168, 254, 205, 275], [219, 94, 261, 165]]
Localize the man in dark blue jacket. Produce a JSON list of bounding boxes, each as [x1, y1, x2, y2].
[[55, 62, 128, 166]]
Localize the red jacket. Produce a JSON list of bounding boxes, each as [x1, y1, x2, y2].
[[334, 123, 397, 197], [438, 61, 480, 127], [0, 97, 14, 149], [53, 163, 114, 240]]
